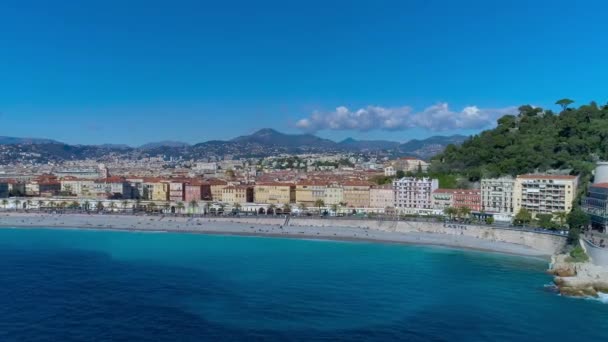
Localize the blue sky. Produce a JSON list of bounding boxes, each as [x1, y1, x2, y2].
[[1, 0, 607, 145]]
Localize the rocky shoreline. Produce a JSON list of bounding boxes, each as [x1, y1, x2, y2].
[[548, 254, 608, 297]]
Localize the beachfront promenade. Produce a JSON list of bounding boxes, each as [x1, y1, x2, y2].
[[0, 210, 567, 257]]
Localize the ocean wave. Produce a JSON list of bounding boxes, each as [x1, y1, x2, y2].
[[596, 292, 608, 304]]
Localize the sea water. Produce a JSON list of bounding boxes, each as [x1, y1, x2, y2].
[[0, 228, 606, 341]]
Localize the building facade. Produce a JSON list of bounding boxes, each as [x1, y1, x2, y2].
[[481, 177, 515, 215], [342, 181, 371, 208], [393, 177, 438, 211], [222, 185, 254, 204], [254, 183, 295, 205], [513, 174, 578, 215], [295, 181, 327, 206], [432, 189, 454, 210], [324, 183, 344, 206], [369, 185, 395, 209]]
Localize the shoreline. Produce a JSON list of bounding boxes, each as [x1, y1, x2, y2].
[[0, 212, 551, 259]]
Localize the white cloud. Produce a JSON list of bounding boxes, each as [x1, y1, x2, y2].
[[295, 103, 517, 132]]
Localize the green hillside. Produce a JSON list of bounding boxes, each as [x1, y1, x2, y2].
[[431, 100, 608, 183]]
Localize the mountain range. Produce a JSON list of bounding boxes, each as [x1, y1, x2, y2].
[[0, 129, 468, 162]]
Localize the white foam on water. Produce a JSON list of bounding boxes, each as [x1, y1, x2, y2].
[[596, 292, 608, 304]]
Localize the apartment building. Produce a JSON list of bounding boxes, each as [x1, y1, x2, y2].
[[152, 182, 170, 201], [222, 185, 254, 204], [369, 185, 395, 209], [324, 183, 344, 206], [295, 181, 327, 206], [582, 162, 608, 232], [393, 177, 438, 211], [208, 179, 228, 202], [513, 174, 578, 215], [481, 177, 515, 214], [432, 189, 454, 210], [169, 181, 186, 202], [342, 181, 371, 208], [254, 182, 295, 205]]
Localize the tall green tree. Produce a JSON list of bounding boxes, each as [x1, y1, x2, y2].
[[566, 207, 590, 244], [555, 98, 574, 111]]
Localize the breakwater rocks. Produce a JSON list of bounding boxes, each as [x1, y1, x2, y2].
[[549, 254, 608, 297]]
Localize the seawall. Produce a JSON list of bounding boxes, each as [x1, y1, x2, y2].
[[208, 217, 567, 255], [289, 218, 566, 255]]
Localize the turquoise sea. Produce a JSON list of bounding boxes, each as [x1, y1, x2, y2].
[[0, 228, 607, 341]]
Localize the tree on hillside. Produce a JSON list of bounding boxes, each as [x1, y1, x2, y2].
[[431, 101, 606, 182], [556, 98, 574, 111], [396, 170, 406, 179]]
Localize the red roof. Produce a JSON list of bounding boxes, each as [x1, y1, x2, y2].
[[592, 183, 608, 189]]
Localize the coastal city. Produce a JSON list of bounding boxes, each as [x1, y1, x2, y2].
[[3, 1, 608, 340], [1, 152, 606, 237]]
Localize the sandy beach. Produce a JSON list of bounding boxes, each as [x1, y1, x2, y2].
[[0, 212, 549, 257]]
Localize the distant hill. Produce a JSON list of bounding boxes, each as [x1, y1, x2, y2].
[[0, 129, 469, 162], [139, 141, 190, 149], [231, 128, 336, 149], [432, 102, 608, 181], [0, 136, 62, 145]]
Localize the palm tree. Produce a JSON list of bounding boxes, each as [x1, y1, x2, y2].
[[148, 202, 157, 213], [1, 199, 8, 210], [314, 199, 325, 213], [282, 203, 291, 214], [96, 201, 104, 212], [26, 199, 32, 210], [14, 199, 21, 211], [298, 203, 308, 212], [122, 200, 129, 212], [163, 202, 170, 214], [135, 199, 142, 212], [59, 201, 68, 210], [443, 207, 457, 220], [554, 211, 568, 229], [458, 206, 471, 219], [83, 201, 90, 212], [204, 202, 211, 215], [331, 204, 338, 213], [233, 202, 242, 214], [176, 201, 185, 214], [189, 200, 199, 214], [37, 200, 45, 211], [218, 203, 226, 215], [70, 201, 80, 210], [109, 202, 117, 212]]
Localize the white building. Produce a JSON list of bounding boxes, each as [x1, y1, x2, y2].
[[393, 177, 438, 212], [481, 177, 515, 215]]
